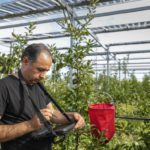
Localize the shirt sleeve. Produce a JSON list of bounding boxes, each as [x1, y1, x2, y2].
[[0, 79, 8, 116], [44, 94, 51, 105]]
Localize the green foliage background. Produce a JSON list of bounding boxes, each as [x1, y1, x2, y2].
[[0, 0, 150, 149]]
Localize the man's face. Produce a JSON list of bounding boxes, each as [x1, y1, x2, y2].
[[22, 52, 52, 84]]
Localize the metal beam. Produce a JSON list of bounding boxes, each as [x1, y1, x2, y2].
[[56, 40, 150, 48], [94, 68, 150, 71], [90, 57, 150, 61], [2, 37, 150, 58], [88, 50, 150, 56], [93, 65, 150, 69], [93, 62, 150, 65], [108, 40, 150, 47], [1, 37, 150, 57], [0, 32, 70, 43], [92, 21, 150, 34], [127, 72, 150, 74], [2, 32, 150, 49], [0, 21, 150, 47]]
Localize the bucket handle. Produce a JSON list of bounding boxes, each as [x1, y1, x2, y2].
[[100, 92, 114, 104]]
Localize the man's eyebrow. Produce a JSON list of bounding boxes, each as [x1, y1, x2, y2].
[[37, 67, 49, 71]]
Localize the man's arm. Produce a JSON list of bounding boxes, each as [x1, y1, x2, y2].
[[0, 115, 41, 142], [46, 103, 85, 129]]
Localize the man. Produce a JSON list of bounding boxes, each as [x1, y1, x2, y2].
[[0, 43, 85, 150]]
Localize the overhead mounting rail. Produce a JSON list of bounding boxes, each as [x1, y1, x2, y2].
[[94, 68, 150, 71], [1, 35, 150, 51], [93, 62, 150, 66], [88, 50, 150, 56], [94, 66, 150, 69], [93, 66, 150, 71], [127, 72, 150, 74], [89, 57, 150, 61], [92, 21, 150, 34], [108, 40, 150, 46], [1, 19, 150, 33], [0, 31, 70, 42]]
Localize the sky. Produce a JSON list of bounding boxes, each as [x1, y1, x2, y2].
[[0, 0, 13, 4]]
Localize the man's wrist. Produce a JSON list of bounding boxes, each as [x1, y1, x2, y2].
[[25, 120, 35, 132], [25, 119, 41, 132]]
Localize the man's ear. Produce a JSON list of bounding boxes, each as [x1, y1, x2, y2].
[[22, 56, 29, 65]]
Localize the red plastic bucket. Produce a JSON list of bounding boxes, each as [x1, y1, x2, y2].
[[88, 103, 115, 142]]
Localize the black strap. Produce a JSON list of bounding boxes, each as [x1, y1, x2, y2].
[[38, 83, 72, 123], [18, 70, 73, 125], [18, 70, 52, 130]]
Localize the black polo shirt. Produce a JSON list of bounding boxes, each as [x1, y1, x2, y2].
[[0, 75, 52, 150]]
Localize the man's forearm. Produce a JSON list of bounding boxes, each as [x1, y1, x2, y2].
[[51, 111, 76, 124], [0, 121, 34, 142], [51, 111, 85, 129]]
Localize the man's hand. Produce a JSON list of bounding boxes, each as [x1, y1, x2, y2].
[[40, 108, 53, 121], [73, 113, 85, 129], [28, 108, 53, 131], [45, 103, 85, 130], [28, 115, 42, 131]]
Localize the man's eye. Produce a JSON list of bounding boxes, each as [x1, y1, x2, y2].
[[37, 68, 45, 72]]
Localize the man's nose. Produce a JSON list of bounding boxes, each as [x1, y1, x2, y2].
[[39, 72, 46, 78]]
